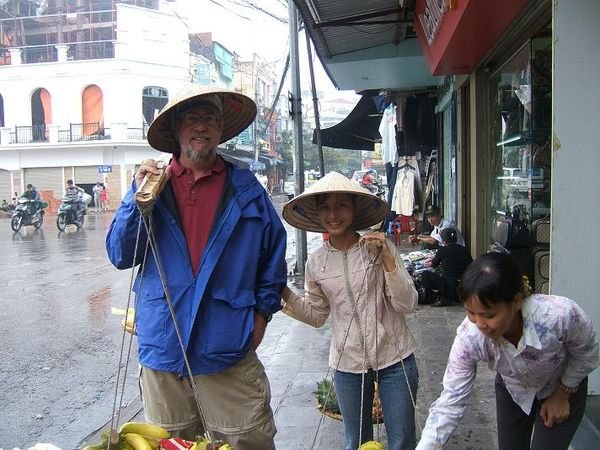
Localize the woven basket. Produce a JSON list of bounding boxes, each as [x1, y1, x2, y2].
[[317, 402, 384, 424]]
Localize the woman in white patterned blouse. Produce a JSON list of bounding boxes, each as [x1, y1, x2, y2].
[[416, 252, 599, 450]]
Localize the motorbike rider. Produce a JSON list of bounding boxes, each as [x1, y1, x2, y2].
[[21, 184, 42, 215], [361, 169, 379, 194], [64, 179, 86, 213]]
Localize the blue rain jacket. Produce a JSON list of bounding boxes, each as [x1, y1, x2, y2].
[[106, 163, 287, 375]]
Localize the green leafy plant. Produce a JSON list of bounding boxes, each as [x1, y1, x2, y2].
[[314, 377, 384, 423], [315, 378, 340, 414]]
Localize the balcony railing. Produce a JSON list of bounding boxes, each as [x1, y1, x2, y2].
[[69, 41, 115, 61], [23, 46, 58, 64], [1, 123, 149, 145], [14, 125, 48, 143], [55, 123, 107, 142], [127, 123, 150, 140], [0, 41, 115, 66]]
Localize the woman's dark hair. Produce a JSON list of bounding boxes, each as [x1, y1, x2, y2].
[[458, 252, 526, 308], [440, 227, 457, 243]]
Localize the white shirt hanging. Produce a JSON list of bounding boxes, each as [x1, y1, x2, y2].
[[392, 167, 415, 216], [379, 103, 398, 165]]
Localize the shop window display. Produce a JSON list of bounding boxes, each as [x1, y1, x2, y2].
[[490, 31, 551, 287]]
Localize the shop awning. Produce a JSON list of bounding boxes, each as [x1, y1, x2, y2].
[[219, 152, 255, 169], [259, 156, 284, 167], [316, 92, 386, 151], [291, 0, 441, 91], [220, 152, 267, 171]]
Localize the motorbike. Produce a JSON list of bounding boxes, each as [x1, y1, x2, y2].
[[361, 180, 387, 200], [11, 198, 46, 232], [56, 196, 86, 231], [1, 202, 15, 214]]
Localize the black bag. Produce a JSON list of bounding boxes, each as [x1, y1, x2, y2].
[[412, 273, 430, 305]]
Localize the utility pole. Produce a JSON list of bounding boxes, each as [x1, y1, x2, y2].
[[288, 1, 306, 275], [253, 59, 260, 167], [305, 32, 324, 178]]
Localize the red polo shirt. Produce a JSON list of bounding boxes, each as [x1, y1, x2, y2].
[[170, 156, 226, 275]]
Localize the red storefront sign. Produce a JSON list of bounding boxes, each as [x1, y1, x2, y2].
[[414, 0, 528, 75]]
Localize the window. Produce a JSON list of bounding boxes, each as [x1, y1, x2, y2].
[[82, 84, 104, 137], [142, 86, 168, 125], [30, 88, 51, 142]]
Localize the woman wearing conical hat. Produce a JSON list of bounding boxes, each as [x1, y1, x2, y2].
[[281, 172, 420, 450]]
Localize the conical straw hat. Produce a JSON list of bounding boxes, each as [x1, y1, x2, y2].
[[282, 172, 388, 233], [147, 85, 257, 152]]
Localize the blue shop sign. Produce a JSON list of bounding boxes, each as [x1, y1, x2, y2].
[[250, 161, 266, 171], [195, 63, 212, 86], [98, 165, 113, 173]]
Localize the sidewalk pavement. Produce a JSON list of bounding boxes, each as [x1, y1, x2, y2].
[[82, 235, 498, 449], [262, 281, 499, 450]]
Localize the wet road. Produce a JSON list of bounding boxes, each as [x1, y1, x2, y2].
[[0, 213, 139, 449], [0, 196, 317, 449]]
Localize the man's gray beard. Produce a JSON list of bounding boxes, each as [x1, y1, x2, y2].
[[184, 145, 216, 163]]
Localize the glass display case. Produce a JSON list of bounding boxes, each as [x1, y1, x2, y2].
[[489, 31, 552, 281], [491, 36, 551, 224]]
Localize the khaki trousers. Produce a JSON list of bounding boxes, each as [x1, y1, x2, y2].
[[140, 351, 276, 449]]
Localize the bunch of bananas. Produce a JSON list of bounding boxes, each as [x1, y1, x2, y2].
[[111, 306, 136, 335], [82, 421, 170, 450], [121, 308, 136, 335], [358, 441, 385, 450]]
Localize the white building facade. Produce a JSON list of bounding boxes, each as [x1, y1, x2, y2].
[[0, 2, 234, 209]]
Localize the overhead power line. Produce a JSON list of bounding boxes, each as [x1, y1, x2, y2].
[[210, 0, 287, 24], [208, 0, 252, 21]]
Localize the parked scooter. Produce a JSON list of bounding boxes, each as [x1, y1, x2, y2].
[[373, 180, 387, 200], [56, 196, 86, 231], [11, 198, 46, 232]]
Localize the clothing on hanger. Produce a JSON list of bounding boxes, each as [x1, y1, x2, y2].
[[379, 103, 398, 165], [416, 95, 437, 150], [403, 96, 419, 156], [392, 160, 417, 216]]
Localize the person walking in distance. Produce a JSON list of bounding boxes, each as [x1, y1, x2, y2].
[[105, 86, 287, 449], [100, 185, 109, 211], [93, 182, 103, 213]]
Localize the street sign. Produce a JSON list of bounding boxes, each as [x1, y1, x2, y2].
[[195, 63, 211, 86], [98, 165, 112, 173]]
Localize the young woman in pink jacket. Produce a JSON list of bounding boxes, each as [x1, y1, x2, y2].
[[282, 172, 419, 450]]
